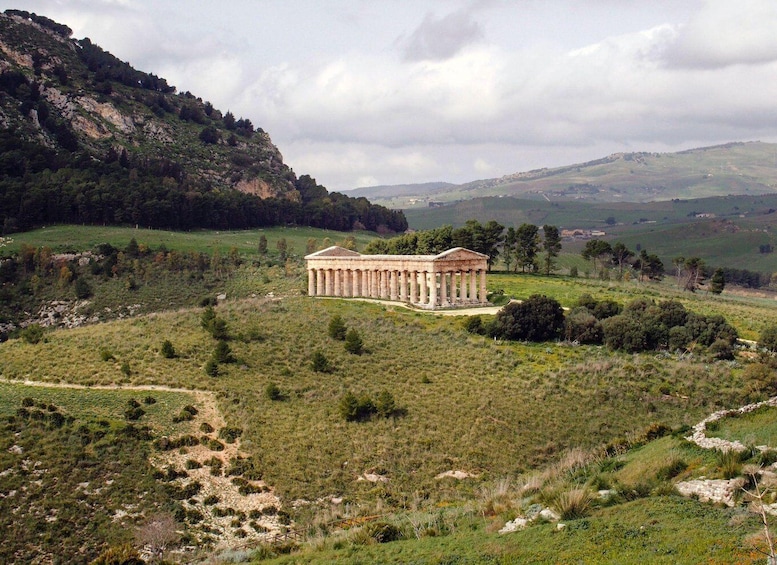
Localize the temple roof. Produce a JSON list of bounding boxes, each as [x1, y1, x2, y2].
[[305, 246, 488, 262]]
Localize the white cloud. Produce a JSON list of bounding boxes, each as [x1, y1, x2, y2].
[[398, 7, 484, 62]]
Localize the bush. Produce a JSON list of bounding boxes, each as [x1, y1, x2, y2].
[[205, 359, 219, 378], [564, 307, 603, 344], [375, 390, 397, 418], [362, 521, 403, 544], [161, 339, 176, 358], [200, 422, 215, 433], [74, 277, 92, 299], [328, 315, 347, 340], [339, 391, 376, 422], [266, 380, 285, 400], [490, 295, 565, 342], [708, 338, 735, 360], [311, 350, 332, 373], [100, 348, 115, 361], [213, 340, 235, 364], [759, 324, 777, 352], [463, 316, 484, 335], [344, 328, 364, 354], [219, 427, 243, 443], [20, 324, 44, 344]]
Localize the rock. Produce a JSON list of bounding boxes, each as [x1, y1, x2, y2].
[[539, 508, 560, 522], [499, 517, 528, 534], [557, 523, 567, 530], [675, 478, 746, 507]]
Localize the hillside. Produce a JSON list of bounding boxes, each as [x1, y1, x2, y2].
[[363, 141, 777, 209], [0, 10, 406, 234]]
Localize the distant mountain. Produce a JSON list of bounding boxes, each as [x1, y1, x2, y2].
[[347, 182, 456, 199], [0, 10, 406, 234], [363, 142, 777, 209]]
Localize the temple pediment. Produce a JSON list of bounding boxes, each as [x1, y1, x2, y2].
[[304, 246, 362, 259], [433, 247, 489, 262]]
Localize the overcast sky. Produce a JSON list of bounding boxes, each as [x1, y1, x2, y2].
[[6, 1, 777, 191]]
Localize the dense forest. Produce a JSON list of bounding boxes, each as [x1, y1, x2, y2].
[[0, 10, 407, 235]]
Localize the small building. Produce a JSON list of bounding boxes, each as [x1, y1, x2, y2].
[[304, 246, 489, 310]]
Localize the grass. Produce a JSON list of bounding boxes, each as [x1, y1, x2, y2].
[[0, 381, 199, 435], [706, 406, 777, 448], [0, 294, 754, 507], [2, 225, 380, 256], [259, 496, 762, 564]]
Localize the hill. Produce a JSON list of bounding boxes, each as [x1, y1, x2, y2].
[[362, 141, 777, 209], [0, 10, 406, 234]]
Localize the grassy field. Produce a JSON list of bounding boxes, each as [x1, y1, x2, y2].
[[706, 405, 777, 447], [2, 225, 380, 256], [4, 225, 777, 562]]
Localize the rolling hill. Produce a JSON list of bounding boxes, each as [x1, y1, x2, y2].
[[361, 141, 777, 209]]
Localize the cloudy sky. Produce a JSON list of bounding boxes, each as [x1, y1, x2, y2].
[[6, 1, 777, 191]]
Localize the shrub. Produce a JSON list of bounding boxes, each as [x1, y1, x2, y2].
[[160, 339, 176, 358], [328, 315, 347, 340], [213, 341, 235, 364], [219, 427, 243, 443], [265, 382, 283, 401], [186, 459, 202, 469], [120, 361, 131, 376], [553, 488, 592, 520], [375, 390, 397, 418], [200, 422, 215, 433], [362, 521, 403, 544], [344, 328, 364, 354], [463, 316, 484, 335], [208, 439, 225, 451], [708, 338, 735, 360], [564, 307, 603, 344], [143, 396, 157, 405], [205, 359, 219, 378], [759, 324, 777, 352], [100, 348, 115, 361], [20, 324, 44, 344], [311, 350, 332, 373], [74, 277, 92, 299], [339, 391, 376, 422], [490, 295, 564, 342]]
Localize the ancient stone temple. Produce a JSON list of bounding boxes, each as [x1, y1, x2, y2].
[[304, 246, 489, 310]]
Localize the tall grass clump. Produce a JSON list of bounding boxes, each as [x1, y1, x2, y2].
[[553, 488, 593, 520]]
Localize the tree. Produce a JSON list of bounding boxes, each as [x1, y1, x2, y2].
[[682, 257, 706, 292], [328, 315, 347, 340], [258, 235, 268, 256], [502, 227, 516, 272], [610, 242, 634, 277], [276, 238, 288, 261], [542, 225, 562, 275], [582, 239, 613, 273], [344, 328, 364, 354], [634, 249, 664, 281], [515, 223, 540, 273], [710, 268, 725, 294]]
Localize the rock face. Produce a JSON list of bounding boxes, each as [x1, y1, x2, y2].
[[0, 11, 297, 199]]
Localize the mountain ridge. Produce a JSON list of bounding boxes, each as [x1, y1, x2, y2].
[[0, 10, 407, 234], [357, 141, 777, 208]]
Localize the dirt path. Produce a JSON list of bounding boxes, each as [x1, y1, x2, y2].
[[2, 378, 285, 551]]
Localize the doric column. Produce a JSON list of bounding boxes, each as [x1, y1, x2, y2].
[[440, 271, 448, 305], [325, 269, 333, 296], [400, 271, 408, 301], [308, 269, 316, 296], [419, 271, 428, 305], [429, 272, 438, 307], [343, 269, 351, 297], [470, 270, 477, 302], [378, 270, 386, 298], [317, 268, 325, 296], [479, 270, 487, 303], [389, 270, 398, 301], [362, 270, 370, 297], [410, 271, 418, 303], [371, 270, 379, 298], [352, 270, 360, 297], [333, 269, 342, 297], [459, 271, 466, 304]]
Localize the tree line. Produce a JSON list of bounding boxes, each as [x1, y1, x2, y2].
[[365, 220, 562, 274]]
